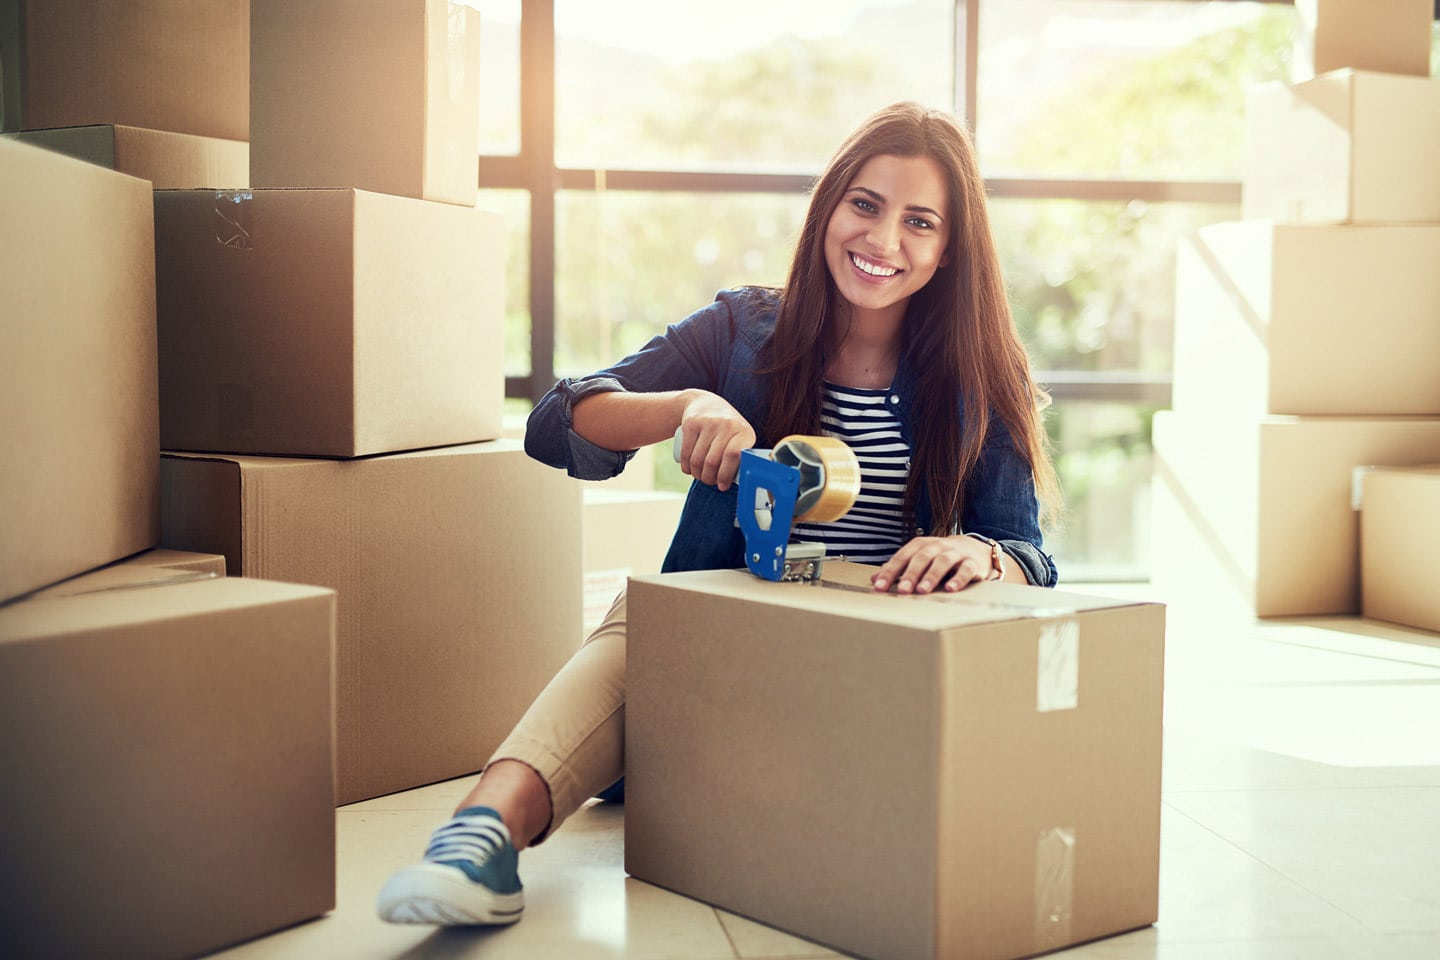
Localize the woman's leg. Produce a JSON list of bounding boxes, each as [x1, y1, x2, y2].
[[378, 590, 628, 924]]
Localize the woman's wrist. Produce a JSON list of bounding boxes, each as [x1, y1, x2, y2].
[[963, 533, 1007, 581]]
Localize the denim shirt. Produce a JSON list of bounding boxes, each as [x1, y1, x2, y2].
[[526, 286, 1058, 587]]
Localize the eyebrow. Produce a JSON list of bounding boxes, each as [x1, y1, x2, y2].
[[847, 186, 945, 224]]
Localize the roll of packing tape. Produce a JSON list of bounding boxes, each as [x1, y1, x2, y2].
[[773, 435, 861, 523]]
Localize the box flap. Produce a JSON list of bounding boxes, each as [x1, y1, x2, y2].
[[631, 560, 1150, 632]]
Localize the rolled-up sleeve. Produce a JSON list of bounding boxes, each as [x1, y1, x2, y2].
[[523, 297, 741, 482]]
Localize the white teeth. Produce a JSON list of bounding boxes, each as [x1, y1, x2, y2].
[[851, 253, 897, 277]]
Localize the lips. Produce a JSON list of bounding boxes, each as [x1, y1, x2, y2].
[[850, 252, 899, 278]]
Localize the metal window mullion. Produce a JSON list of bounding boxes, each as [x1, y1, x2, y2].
[[521, 0, 556, 403]]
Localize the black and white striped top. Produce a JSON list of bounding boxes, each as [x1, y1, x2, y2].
[[790, 381, 910, 564]]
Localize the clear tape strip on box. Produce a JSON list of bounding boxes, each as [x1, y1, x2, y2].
[[1352, 464, 1377, 511], [446, 3, 469, 103], [1034, 826, 1077, 951], [1036, 618, 1080, 713], [215, 190, 253, 250]]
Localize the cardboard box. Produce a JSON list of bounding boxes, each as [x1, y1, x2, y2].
[[0, 0, 248, 140], [1151, 411, 1440, 618], [0, 576, 335, 960], [626, 562, 1165, 960], [153, 188, 504, 457], [581, 488, 684, 631], [161, 440, 585, 804], [0, 137, 159, 604], [24, 548, 225, 602], [1172, 221, 1440, 418], [250, 0, 480, 205], [1360, 464, 1440, 634], [3, 124, 248, 188], [1244, 71, 1440, 225], [1292, 0, 1433, 82]]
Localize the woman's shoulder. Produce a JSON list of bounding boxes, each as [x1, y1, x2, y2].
[[712, 285, 781, 342]]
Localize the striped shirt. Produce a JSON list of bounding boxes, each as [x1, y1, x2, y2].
[[790, 381, 910, 564]]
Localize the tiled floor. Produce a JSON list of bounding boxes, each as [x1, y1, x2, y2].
[[208, 581, 1440, 960]]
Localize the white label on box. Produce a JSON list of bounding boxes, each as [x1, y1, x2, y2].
[[1036, 619, 1080, 712]]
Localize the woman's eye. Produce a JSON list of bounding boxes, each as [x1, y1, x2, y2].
[[907, 216, 935, 230], [852, 198, 876, 213]]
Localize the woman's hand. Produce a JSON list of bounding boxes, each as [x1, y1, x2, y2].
[[871, 535, 996, 595], [676, 391, 756, 491]]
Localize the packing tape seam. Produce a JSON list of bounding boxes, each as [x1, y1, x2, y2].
[[1037, 618, 1080, 713], [214, 190, 253, 250], [1035, 826, 1076, 950]]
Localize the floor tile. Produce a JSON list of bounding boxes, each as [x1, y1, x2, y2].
[[1166, 788, 1440, 935], [207, 802, 738, 960], [716, 909, 850, 958]]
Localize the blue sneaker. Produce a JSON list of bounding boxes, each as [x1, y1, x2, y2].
[[377, 806, 525, 925]]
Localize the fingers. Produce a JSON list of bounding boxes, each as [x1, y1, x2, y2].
[[678, 394, 756, 491], [871, 537, 991, 595]]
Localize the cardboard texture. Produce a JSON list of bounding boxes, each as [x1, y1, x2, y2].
[[1360, 465, 1440, 634], [1292, 0, 1434, 82], [581, 488, 685, 631], [0, 137, 159, 604], [153, 188, 505, 458], [160, 440, 585, 804], [0, 0, 249, 139], [24, 548, 226, 602], [1244, 70, 1440, 225], [1151, 411, 1440, 618], [4, 124, 248, 188], [250, 0, 481, 205], [1172, 221, 1440, 418], [0, 576, 336, 960], [626, 563, 1165, 960]]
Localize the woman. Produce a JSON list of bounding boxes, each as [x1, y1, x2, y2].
[[377, 101, 1059, 926]]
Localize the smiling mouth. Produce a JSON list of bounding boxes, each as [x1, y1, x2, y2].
[[850, 252, 899, 278]]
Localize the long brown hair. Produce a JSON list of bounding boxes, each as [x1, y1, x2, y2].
[[762, 101, 1060, 534]]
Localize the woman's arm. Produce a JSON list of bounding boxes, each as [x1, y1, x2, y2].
[[573, 388, 756, 491], [870, 534, 1022, 595]]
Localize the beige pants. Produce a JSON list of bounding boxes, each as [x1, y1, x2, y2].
[[484, 589, 628, 844]]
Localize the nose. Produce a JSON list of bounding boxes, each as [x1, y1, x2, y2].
[[865, 216, 901, 256]]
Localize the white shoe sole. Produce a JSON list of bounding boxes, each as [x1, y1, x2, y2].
[[377, 862, 525, 926]]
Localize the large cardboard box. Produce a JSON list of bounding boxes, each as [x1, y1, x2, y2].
[[0, 0, 248, 139], [1151, 411, 1440, 618], [153, 188, 504, 457], [1244, 70, 1440, 225], [1172, 221, 1440, 418], [1292, 0, 1434, 82], [626, 562, 1165, 960], [0, 137, 158, 604], [25, 548, 225, 602], [0, 576, 336, 960], [161, 440, 585, 804], [250, 0, 480, 206], [1360, 464, 1440, 634], [4, 124, 248, 188], [581, 488, 684, 632]]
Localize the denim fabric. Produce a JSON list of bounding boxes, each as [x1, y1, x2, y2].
[[525, 286, 1057, 587]]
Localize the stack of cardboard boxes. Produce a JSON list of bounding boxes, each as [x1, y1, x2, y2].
[[2, 1, 588, 955], [2, 5, 337, 956], [1, 0, 249, 187], [155, 0, 585, 806], [1153, 0, 1440, 620]]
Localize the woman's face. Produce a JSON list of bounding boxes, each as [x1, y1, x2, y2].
[[823, 152, 951, 323]]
